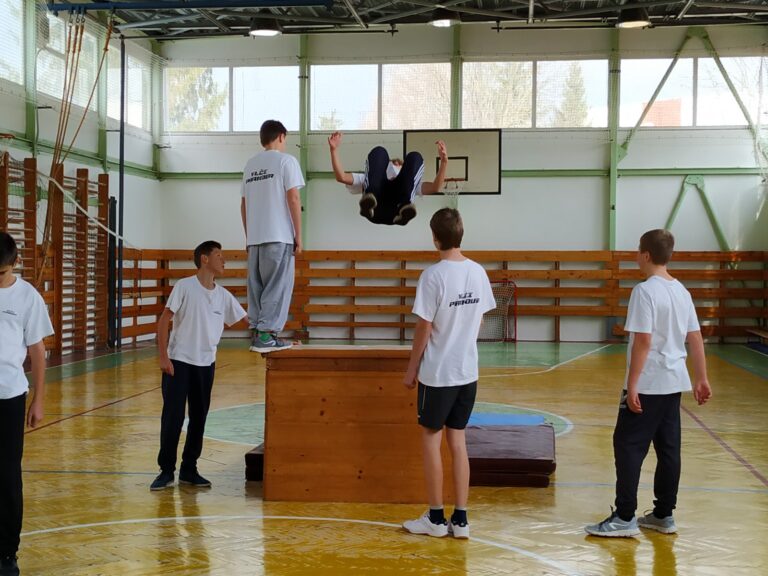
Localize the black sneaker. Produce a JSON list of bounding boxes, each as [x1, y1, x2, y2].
[[179, 471, 212, 488], [359, 193, 377, 219], [393, 203, 417, 226], [0, 555, 19, 576], [149, 471, 174, 491]]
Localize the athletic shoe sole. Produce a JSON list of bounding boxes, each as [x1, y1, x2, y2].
[[179, 479, 212, 488], [402, 523, 449, 538], [394, 204, 417, 226], [359, 194, 377, 218], [448, 523, 470, 539], [250, 343, 293, 353], [638, 521, 677, 534], [585, 527, 640, 538], [149, 480, 174, 491]]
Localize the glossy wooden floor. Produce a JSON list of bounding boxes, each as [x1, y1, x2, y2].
[[19, 341, 768, 575]]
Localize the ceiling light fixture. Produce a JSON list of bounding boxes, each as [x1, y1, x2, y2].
[[430, 7, 459, 28], [249, 19, 282, 37], [616, 6, 651, 29]]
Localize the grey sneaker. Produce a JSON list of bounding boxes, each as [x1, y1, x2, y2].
[[637, 511, 677, 534], [393, 203, 417, 226], [585, 510, 640, 538], [359, 193, 377, 219], [150, 471, 174, 491], [250, 332, 292, 353], [403, 511, 449, 538]]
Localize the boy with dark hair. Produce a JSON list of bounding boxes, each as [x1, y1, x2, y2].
[[328, 132, 448, 226], [0, 231, 54, 575], [241, 119, 305, 353], [585, 229, 712, 537], [402, 209, 495, 539], [151, 241, 247, 491]]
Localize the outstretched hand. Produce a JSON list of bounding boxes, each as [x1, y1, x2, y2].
[[328, 131, 343, 150], [436, 140, 447, 162]]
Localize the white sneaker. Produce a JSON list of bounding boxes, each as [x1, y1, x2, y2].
[[448, 520, 470, 539], [403, 512, 449, 538]]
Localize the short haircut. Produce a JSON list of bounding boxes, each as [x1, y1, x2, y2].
[[260, 120, 287, 146], [430, 208, 464, 250], [193, 240, 222, 269], [0, 231, 19, 267], [639, 229, 674, 265]]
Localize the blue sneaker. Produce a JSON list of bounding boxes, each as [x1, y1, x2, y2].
[[638, 511, 677, 534], [585, 509, 640, 537], [149, 471, 174, 491], [250, 332, 292, 353]]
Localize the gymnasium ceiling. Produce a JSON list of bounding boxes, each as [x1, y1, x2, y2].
[[53, 0, 768, 39]]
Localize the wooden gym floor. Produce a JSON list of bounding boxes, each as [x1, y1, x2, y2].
[[18, 341, 768, 575]]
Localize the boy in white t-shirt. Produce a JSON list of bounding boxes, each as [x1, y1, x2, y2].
[[0, 231, 54, 575], [241, 120, 305, 353], [401, 209, 495, 539], [150, 241, 247, 491], [586, 229, 712, 537], [328, 131, 448, 226]]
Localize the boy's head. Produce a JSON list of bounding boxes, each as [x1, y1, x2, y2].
[[260, 120, 287, 148], [194, 240, 224, 273], [0, 232, 19, 285], [638, 229, 674, 267], [430, 208, 464, 251]]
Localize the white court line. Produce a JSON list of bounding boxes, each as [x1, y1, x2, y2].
[[22, 514, 583, 576], [481, 344, 613, 378]]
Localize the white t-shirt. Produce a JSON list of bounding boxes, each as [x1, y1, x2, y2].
[[346, 171, 423, 197], [412, 259, 495, 387], [624, 275, 700, 394], [0, 276, 54, 399], [242, 149, 305, 246], [166, 276, 247, 367]]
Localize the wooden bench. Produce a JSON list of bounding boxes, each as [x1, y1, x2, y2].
[[746, 328, 768, 344]]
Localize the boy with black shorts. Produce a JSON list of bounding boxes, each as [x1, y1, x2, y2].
[[0, 231, 54, 576], [328, 131, 448, 226], [150, 241, 247, 491], [585, 229, 712, 537], [402, 209, 495, 539]]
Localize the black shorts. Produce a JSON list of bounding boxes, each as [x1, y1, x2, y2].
[[417, 381, 477, 431]]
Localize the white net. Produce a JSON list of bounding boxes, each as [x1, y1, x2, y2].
[[442, 178, 463, 209], [478, 281, 517, 342]]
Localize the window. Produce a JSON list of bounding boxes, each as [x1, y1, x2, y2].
[[0, 0, 23, 85], [462, 62, 533, 128], [233, 66, 300, 131], [107, 49, 153, 130], [697, 57, 765, 126], [311, 64, 377, 130], [37, 15, 98, 110], [165, 67, 229, 132], [620, 58, 693, 127], [536, 60, 608, 128], [381, 63, 450, 130]]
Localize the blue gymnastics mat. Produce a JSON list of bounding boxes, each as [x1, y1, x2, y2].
[[468, 413, 546, 426]]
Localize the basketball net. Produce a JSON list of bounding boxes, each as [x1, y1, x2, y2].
[[442, 178, 463, 210]]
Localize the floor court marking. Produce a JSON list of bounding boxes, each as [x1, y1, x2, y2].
[[682, 404, 768, 488], [481, 344, 612, 378], [20, 515, 583, 576]]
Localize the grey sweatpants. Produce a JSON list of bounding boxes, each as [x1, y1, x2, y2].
[[247, 242, 294, 333]]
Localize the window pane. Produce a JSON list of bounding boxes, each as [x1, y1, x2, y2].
[[311, 65, 377, 130], [127, 55, 151, 130], [381, 63, 450, 130], [233, 66, 299, 131], [107, 48, 121, 121], [620, 58, 693, 127], [165, 67, 229, 132], [0, 0, 24, 85], [462, 62, 532, 128], [697, 57, 765, 126], [536, 60, 608, 128]]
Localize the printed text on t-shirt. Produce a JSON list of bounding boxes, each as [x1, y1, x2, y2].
[[245, 169, 275, 184], [449, 291, 480, 307]]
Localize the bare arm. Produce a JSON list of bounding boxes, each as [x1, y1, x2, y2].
[[287, 187, 303, 254], [328, 131, 354, 186], [241, 197, 247, 240], [421, 140, 448, 195], [687, 330, 712, 405], [626, 332, 651, 413], [26, 340, 46, 428], [403, 318, 432, 389], [157, 307, 174, 376]]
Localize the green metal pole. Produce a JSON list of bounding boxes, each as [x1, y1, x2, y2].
[[664, 177, 690, 230], [692, 177, 731, 251], [450, 26, 462, 129], [299, 34, 309, 245], [607, 30, 620, 250], [24, 0, 38, 157]]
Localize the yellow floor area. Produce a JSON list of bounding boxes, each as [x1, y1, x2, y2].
[[18, 343, 768, 575]]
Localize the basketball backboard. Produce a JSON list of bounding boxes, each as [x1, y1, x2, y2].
[[403, 129, 501, 195]]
